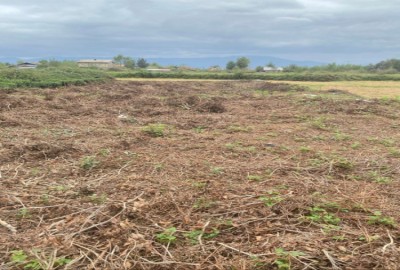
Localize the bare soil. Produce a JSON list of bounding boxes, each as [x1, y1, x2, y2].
[[1, 81, 399, 269]]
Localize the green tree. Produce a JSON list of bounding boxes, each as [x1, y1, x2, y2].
[[137, 58, 149, 68], [267, 62, 276, 68], [113, 54, 124, 65], [226, 61, 236, 70], [236, 57, 250, 69], [255, 66, 264, 72], [123, 57, 135, 69]]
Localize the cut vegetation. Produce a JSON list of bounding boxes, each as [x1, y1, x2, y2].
[[0, 80, 399, 269]]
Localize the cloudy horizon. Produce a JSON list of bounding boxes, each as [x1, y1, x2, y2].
[[1, 0, 399, 64]]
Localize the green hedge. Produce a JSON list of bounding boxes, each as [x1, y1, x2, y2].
[[0, 67, 111, 89], [110, 70, 400, 82]]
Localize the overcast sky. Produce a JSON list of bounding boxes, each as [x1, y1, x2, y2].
[[1, 0, 399, 63]]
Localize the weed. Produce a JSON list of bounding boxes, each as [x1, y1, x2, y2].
[[310, 116, 329, 130], [259, 191, 283, 207], [351, 142, 361, 149], [193, 197, 215, 209], [142, 123, 168, 137], [388, 148, 400, 158], [210, 167, 224, 175], [156, 227, 177, 244], [17, 208, 30, 218], [274, 248, 305, 270], [368, 171, 392, 184], [333, 130, 351, 141], [80, 156, 99, 170], [379, 138, 395, 147], [192, 181, 207, 189], [299, 146, 311, 153], [368, 211, 396, 227], [332, 235, 347, 241], [98, 148, 110, 156], [154, 163, 164, 172], [10, 250, 71, 269], [334, 157, 354, 170], [247, 174, 262, 181], [227, 125, 251, 133], [184, 228, 220, 244], [89, 194, 107, 204], [193, 126, 206, 133], [306, 207, 341, 225]]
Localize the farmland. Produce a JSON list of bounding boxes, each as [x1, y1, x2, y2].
[[1, 80, 400, 269]]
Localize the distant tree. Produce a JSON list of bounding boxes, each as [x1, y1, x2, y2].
[[37, 60, 49, 68], [113, 54, 124, 65], [137, 58, 149, 68], [123, 57, 136, 69], [255, 66, 264, 72], [226, 61, 236, 70], [236, 57, 250, 69]]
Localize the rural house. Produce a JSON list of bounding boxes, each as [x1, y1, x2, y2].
[[263, 67, 284, 72], [17, 62, 38, 69], [77, 59, 116, 69]]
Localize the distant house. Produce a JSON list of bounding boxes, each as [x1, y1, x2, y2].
[[263, 67, 284, 72], [77, 59, 116, 69], [146, 68, 171, 72], [17, 62, 38, 69]]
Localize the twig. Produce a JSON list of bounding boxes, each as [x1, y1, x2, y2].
[[218, 242, 274, 257], [322, 249, 340, 269], [382, 230, 395, 253], [198, 220, 210, 253], [0, 218, 17, 234], [71, 202, 126, 237]]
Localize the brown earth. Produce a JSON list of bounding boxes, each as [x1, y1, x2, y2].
[[0, 81, 399, 269]]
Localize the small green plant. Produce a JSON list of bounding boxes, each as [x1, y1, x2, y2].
[[154, 163, 164, 172], [10, 250, 72, 269], [17, 208, 30, 218], [259, 191, 283, 207], [227, 125, 251, 133], [310, 116, 329, 130], [98, 148, 111, 156], [184, 228, 220, 244], [156, 227, 177, 244], [274, 248, 305, 270], [389, 148, 400, 158], [80, 156, 99, 170], [351, 142, 361, 149], [193, 197, 215, 209], [333, 130, 351, 141], [193, 126, 206, 133], [142, 123, 168, 137], [247, 174, 262, 181], [306, 207, 341, 225], [334, 157, 354, 170], [299, 146, 311, 153], [89, 194, 107, 204], [192, 181, 207, 189], [210, 166, 224, 175], [368, 171, 392, 184], [379, 138, 395, 147], [368, 211, 396, 227]]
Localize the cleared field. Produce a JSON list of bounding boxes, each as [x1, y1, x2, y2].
[[279, 80, 400, 98], [1, 81, 399, 269]]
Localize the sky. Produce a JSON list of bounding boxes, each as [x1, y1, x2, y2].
[[0, 0, 399, 64]]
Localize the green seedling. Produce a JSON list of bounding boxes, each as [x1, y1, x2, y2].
[[142, 123, 168, 137], [259, 191, 283, 207], [306, 207, 341, 225], [156, 227, 177, 244], [80, 156, 99, 170], [274, 248, 305, 270], [184, 228, 220, 244], [368, 211, 396, 227]]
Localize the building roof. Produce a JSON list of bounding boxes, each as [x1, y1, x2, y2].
[[77, 59, 114, 63]]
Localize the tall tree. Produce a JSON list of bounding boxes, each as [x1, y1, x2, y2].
[[236, 57, 250, 69], [137, 58, 149, 68], [226, 61, 236, 70]]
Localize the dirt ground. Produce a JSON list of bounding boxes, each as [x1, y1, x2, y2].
[[1, 81, 399, 269]]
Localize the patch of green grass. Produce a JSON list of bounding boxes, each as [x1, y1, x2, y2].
[[299, 146, 311, 153], [193, 126, 206, 133], [368, 211, 396, 227], [156, 227, 177, 244], [247, 174, 262, 181], [10, 249, 72, 269], [351, 142, 361, 149], [368, 171, 392, 184], [210, 166, 224, 175], [305, 206, 341, 225], [333, 130, 351, 141], [184, 228, 220, 244], [193, 197, 215, 209], [89, 194, 107, 204], [80, 156, 99, 170], [142, 123, 169, 137], [259, 191, 283, 207], [388, 148, 400, 158], [310, 116, 329, 130], [274, 248, 305, 270], [227, 125, 252, 133]]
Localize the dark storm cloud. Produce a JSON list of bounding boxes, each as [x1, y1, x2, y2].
[[0, 0, 399, 62]]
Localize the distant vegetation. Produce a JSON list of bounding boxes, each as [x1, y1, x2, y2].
[[0, 61, 111, 89], [1, 58, 400, 89]]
